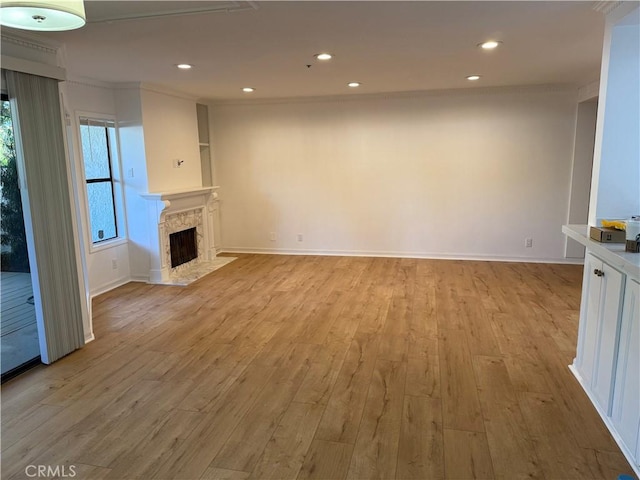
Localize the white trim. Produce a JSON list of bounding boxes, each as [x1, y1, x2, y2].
[[0, 31, 60, 55], [220, 246, 585, 265], [140, 185, 218, 201], [140, 82, 198, 101], [577, 81, 600, 102], [87, 1, 257, 24], [0, 55, 65, 80], [89, 237, 128, 254], [90, 276, 131, 297], [210, 84, 578, 107], [130, 274, 150, 283], [66, 76, 118, 90], [84, 333, 95, 344], [569, 364, 640, 478], [111, 81, 197, 101], [74, 110, 129, 251]]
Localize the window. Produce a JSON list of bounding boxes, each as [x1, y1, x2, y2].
[[78, 117, 119, 244]]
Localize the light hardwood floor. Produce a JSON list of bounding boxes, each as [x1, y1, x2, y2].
[[1, 254, 635, 480]]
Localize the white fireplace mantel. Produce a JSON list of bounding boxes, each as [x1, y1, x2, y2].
[[140, 185, 219, 203], [140, 186, 220, 284]]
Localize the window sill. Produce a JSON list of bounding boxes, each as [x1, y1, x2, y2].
[[88, 237, 128, 254]]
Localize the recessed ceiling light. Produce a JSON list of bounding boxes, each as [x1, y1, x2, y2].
[[479, 40, 501, 50], [315, 53, 333, 61], [466, 75, 481, 81], [348, 82, 361, 88], [176, 64, 192, 70], [242, 87, 255, 93]]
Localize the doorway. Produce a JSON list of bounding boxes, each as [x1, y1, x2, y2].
[[566, 98, 598, 258], [1, 94, 40, 380]]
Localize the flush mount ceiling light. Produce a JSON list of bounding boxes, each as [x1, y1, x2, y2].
[[466, 75, 481, 81], [479, 40, 502, 50], [242, 87, 255, 93], [348, 82, 361, 88], [0, 0, 85, 31], [176, 64, 193, 70], [315, 53, 333, 61]]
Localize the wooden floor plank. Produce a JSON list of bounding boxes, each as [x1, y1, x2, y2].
[[106, 409, 204, 479], [405, 352, 440, 398], [439, 328, 484, 432], [472, 355, 543, 479], [443, 429, 495, 480], [518, 391, 614, 479], [294, 340, 351, 405], [212, 343, 318, 472], [314, 332, 380, 444], [346, 359, 406, 480], [297, 439, 354, 480], [249, 401, 325, 480], [397, 395, 444, 480]]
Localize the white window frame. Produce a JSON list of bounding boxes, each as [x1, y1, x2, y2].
[[74, 111, 127, 253]]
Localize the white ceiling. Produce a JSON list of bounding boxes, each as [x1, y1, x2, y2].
[[32, 1, 604, 100]]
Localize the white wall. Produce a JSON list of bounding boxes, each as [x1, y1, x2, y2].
[[115, 86, 150, 281], [212, 87, 578, 262], [141, 88, 202, 192], [590, 5, 640, 224], [61, 81, 131, 300]]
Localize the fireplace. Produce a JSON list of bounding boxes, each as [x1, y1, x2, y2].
[[141, 186, 219, 284], [170, 227, 197, 268]]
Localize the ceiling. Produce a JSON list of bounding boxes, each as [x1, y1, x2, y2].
[[31, 1, 605, 101]]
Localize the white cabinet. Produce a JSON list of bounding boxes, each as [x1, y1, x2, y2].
[[575, 253, 625, 413], [564, 226, 640, 475], [610, 279, 640, 462]]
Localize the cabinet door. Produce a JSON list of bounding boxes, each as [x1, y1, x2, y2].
[[576, 253, 603, 385], [611, 279, 640, 460], [591, 261, 625, 413]]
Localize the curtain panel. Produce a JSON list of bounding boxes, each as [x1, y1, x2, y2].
[[5, 70, 84, 363]]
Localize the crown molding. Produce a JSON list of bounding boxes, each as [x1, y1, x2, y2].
[[0, 31, 60, 56], [65, 76, 118, 90], [592, 1, 625, 15], [139, 82, 198, 101], [208, 84, 578, 107], [87, 0, 258, 24]]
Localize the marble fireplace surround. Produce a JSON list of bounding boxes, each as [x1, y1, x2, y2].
[[141, 187, 218, 284]]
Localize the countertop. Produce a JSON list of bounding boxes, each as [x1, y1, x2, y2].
[[563, 224, 640, 280]]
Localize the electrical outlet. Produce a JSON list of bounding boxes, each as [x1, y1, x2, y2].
[[127, 167, 134, 178], [525, 238, 533, 248], [111, 259, 118, 269], [297, 233, 303, 242], [269, 232, 276, 241]]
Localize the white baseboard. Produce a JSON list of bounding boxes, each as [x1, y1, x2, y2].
[[130, 274, 150, 283], [84, 332, 95, 344], [90, 276, 132, 298], [220, 246, 585, 265], [569, 364, 640, 478]]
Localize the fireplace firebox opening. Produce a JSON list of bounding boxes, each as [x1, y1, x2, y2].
[[170, 227, 197, 268]]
